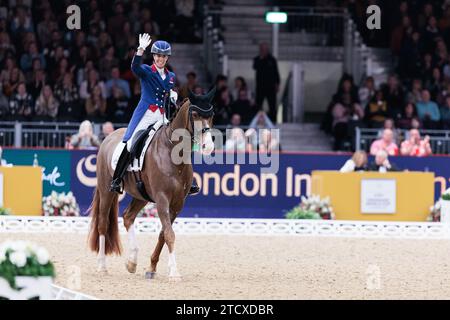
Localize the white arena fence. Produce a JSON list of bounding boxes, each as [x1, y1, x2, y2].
[[1, 216, 450, 240], [52, 284, 98, 300]]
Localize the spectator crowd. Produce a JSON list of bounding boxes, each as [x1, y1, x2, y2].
[[322, 0, 450, 156]]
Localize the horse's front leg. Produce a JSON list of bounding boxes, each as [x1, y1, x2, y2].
[[147, 195, 181, 281], [123, 198, 147, 273]]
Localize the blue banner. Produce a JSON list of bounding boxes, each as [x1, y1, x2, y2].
[[68, 150, 450, 218], [4, 148, 450, 218]]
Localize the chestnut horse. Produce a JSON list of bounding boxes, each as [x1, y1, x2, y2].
[[87, 91, 215, 280]]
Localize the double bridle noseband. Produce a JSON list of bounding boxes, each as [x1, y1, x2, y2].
[[166, 103, 214, 146]]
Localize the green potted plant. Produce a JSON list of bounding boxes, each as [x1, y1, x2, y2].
[[0, 240, 55, 300], [285, 194, 335, 220], [0, 207, 12, 216]]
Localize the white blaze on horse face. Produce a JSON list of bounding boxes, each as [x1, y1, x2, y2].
[[201, 121, 214, 155]]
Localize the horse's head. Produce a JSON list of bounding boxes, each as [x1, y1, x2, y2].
[[171, 88, 215, 155], [187, 87, 215, 155]]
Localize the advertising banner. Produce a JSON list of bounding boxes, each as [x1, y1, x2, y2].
[[4, 148, 450, 218], [2, 149, 71, 196]]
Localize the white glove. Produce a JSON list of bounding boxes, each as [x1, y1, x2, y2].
[[138, 33, 152, 51], [170, 90, 178, 104]]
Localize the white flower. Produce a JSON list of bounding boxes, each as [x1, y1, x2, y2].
[[36, 248, 49, 265], [10, 251, 27, 268]]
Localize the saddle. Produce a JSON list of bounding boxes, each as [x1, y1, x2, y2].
[[111, 120, 165, 202]]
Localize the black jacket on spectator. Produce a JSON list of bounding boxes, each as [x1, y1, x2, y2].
[[368, 162, 400, 172], [8, 93, 34, 121], [229, 99, 258, 126], [54, 83, 80, 121]]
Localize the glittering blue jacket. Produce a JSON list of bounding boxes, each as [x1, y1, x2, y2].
[[122, 54, 176, 142]]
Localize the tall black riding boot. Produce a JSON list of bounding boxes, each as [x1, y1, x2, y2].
[[188, 180, 200, 195], [109, 145, 131, 194]]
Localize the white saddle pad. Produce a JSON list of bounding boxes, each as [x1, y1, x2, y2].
[[111, 120, 164, 172]]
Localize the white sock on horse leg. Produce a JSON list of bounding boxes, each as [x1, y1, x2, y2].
[[98, 235, 106, 270], [168, 252, 180, 277], [128, 224, 138, 263]]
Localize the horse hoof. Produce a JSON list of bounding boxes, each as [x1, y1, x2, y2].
[[145, 271, 156, 280], [169, 275, 182, 282], [97, 267, 108, 274], [126, 261, 137, 273]]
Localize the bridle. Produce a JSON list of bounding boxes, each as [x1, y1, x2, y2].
[[166, 103, 214, 146]]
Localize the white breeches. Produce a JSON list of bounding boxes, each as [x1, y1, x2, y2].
[[126, 110, 168, 151]]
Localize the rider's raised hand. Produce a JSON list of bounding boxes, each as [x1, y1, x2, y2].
[[138, 33, 152, 51]]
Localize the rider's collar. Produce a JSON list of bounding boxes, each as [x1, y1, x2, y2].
[[151, 64, 169, 74]]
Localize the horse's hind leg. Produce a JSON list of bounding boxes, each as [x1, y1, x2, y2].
[[123, 198, 147, 273], [96, 190, 117, 273]]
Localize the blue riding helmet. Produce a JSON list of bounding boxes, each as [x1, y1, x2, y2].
[[150, 40, 172, 56]]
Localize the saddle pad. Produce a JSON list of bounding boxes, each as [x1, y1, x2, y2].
[[111, 120, 164, 172]]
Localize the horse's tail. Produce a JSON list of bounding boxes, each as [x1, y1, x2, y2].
[[87, 187, 122, 255]]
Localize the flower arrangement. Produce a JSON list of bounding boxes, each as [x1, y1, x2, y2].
[[0, 207, 12, 216], [138, 203, 158, 218], [0, 240, 55, 289], [286, 194, 335, 220], [42, 191, 80, 216]]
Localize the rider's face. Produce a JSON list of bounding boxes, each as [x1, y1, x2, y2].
[[153, 54, 168, 69]]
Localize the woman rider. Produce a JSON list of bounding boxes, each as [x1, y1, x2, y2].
[[109, 33, 199, 195]]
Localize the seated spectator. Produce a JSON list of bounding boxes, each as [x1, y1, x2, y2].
[[368, 150, 400, 172], [400, 129, 432, 157], [0, 86, 8, 119], [441, 95, 450, 129], [69, 120, 101, 149], [34, 84, 58, 121], [105, 67, 131, 98], [382, 74, 404, 120], [79, 69, 106, 100], [340, 151, 368, 172], [370, 128, 399, 156], [178, 71, 197, 100], [406, 78, 423, 104], [331, 101, 350, 150], [365, 90, 389, 128], [397, 102, 419, 129], [358, 76, 376, 109], [229, 88, 258, 125], [108, 86, 130, 123], [8, 82, 34, 121], [437, 82, 450, 107], [20, 41, 46, 72], [99, 46, 119, 80], [27, 68, 46, 100], [249, 110, 275, 130], [258, 129, 280, 153], [225, 127, 246, 152], [99, 121, 114, 142], [85, 85, 107, 121], [2, 67, 25, 97], [416, 89, 441, 129], [214, 86, 231, 125], [245, 111, 276, 152], [54, 73, 80, 121], [232, 76, 253, 104]]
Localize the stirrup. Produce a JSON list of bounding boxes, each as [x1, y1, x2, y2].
[[109, 179, 124, 194]]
